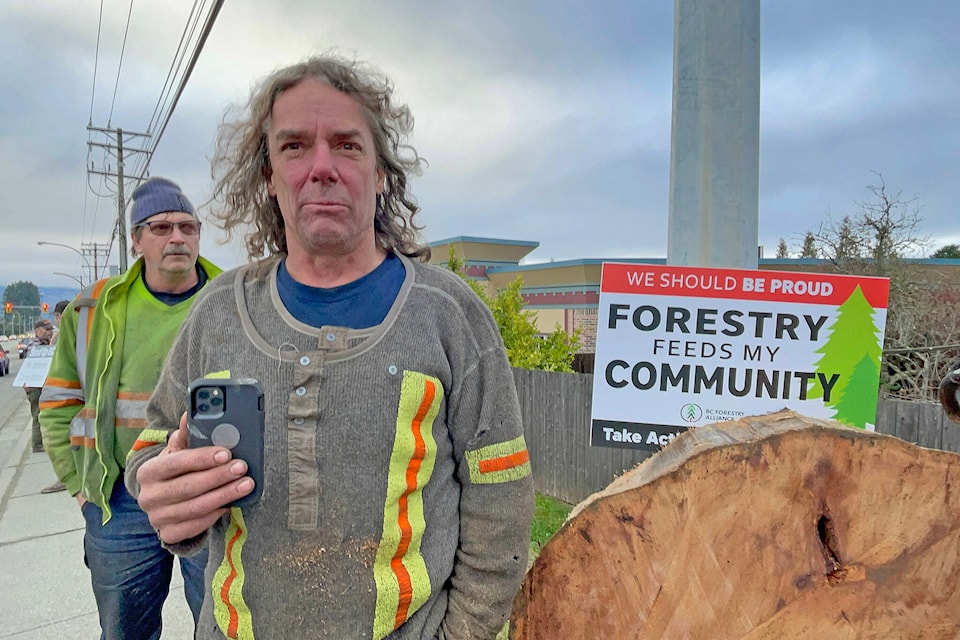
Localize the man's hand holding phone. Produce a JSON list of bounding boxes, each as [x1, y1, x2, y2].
[[136, 413, 256, 545]]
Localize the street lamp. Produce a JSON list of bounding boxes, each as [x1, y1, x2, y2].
[[37, 241, 92, 286], [52, 272, 84, 288]]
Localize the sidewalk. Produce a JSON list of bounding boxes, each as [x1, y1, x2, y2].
[[0, 400, 194, 639]]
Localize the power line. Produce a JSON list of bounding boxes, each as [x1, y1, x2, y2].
[[83, 170, 110, 245], [86, 0, 226, 273], [129, 0, 208, 180], [82, 0, 106, 246], [144, 0, 205, 136], [88, 0, 104, 126], [107, 0, 136, 128], [133, 0, 225, 180]]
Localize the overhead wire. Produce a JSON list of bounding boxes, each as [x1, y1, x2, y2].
[[128, 0, 207, 179], [149, 0, 225, 151], [132, 0, 225, 181], [88, 0, 104, 127], [82, 0, 106, 245], [107, 0, 136, 128], [144, 0, 204, 136], [86, 0, 226, 269]]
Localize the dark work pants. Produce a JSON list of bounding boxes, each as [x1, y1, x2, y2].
[[26, 387, 42, 451], [82, 482, 208, 640]]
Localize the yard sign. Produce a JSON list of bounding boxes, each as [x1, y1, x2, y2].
[[591, 264, 889, 451], [12, 344, 55, 388]]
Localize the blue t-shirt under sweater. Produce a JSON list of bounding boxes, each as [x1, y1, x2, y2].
[[277, 253, 404, 329]]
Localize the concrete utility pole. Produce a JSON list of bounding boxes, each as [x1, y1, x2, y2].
[[667, 0, 761, 269], [87, 125, 151, 274]]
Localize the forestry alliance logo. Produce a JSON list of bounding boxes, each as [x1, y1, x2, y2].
[[680, 403, 703, 423]]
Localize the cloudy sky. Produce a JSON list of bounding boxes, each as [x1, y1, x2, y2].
[[1, 0, 958, 289]]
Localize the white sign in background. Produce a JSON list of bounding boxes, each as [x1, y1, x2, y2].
[[594, 295, 850, 422], [590, 264, 889, 451], [12, 345, 54, 388]]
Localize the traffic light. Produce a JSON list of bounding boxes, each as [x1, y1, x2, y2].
[[3, 301, 11, 314], [41, 302, 49, 313]]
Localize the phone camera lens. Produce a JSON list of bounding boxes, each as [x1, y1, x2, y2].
[[198, 390, 210, 400], [211, 397, 223, 406], [198, 403, 210, 412]]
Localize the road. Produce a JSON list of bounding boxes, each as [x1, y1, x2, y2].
[[0, 339, 194, 638]]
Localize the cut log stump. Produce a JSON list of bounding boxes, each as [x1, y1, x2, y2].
[[511, 410, 960, 639]]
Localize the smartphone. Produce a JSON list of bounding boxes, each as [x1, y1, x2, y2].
[[187, 378, 265, 507]]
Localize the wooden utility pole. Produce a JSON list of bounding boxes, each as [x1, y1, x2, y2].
[[81, 242, 110, 281], [116, 129, 127, 272], [87, 125, 150, 274]]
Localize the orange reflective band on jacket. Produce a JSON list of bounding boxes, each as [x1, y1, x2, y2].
[[67, 407, 97, 448], [39, 377, 84, 411], [115, 391, 150, 430]]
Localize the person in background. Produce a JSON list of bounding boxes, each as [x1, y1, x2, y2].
[[40, 177, 222, 640], [51, 299, 69, 344], [126, 54, 535, 639], [25, 319, 54, 455]]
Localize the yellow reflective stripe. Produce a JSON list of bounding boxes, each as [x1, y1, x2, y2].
[[373, 371, 441, 640], [465, 435, 531, 484], [212, 508, 254, 639], [129, 429, 170, 456], [206, 370, 231, 379], [133, 428, 169, 445]]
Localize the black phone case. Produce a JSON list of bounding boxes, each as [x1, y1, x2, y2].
[[187, 378, 265, 507]]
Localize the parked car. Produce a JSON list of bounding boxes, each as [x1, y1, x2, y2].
[[0, 345, 9, 376], [17, 338, 34, 359]]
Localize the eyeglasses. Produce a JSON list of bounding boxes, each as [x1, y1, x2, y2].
[[135, 220, 202, 236]]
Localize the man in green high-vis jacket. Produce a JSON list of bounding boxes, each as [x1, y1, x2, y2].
[[40, 176, 222, 640]]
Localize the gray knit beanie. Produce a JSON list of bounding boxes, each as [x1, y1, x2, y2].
[[129, 177, 196, 227]]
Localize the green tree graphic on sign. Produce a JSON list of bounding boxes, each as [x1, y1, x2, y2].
[[809, 285, 883, 428], [830, 354, 883, 428]]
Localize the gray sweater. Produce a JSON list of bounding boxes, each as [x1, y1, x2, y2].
[[126, 254, 534, 640]]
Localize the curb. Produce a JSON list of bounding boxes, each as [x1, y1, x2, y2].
[[0, 416, 33, 515]]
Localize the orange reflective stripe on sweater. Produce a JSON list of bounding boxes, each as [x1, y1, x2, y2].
[[129, 429, 170, 452], [372, 371, 441, 640], [212, 508, 254, 639], [465, 435, 531, 484]]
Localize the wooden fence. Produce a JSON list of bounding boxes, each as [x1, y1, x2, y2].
[[513, 368, 960, 506]]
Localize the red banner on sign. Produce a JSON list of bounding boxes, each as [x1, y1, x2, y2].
[[600, 263, 889, 308]]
